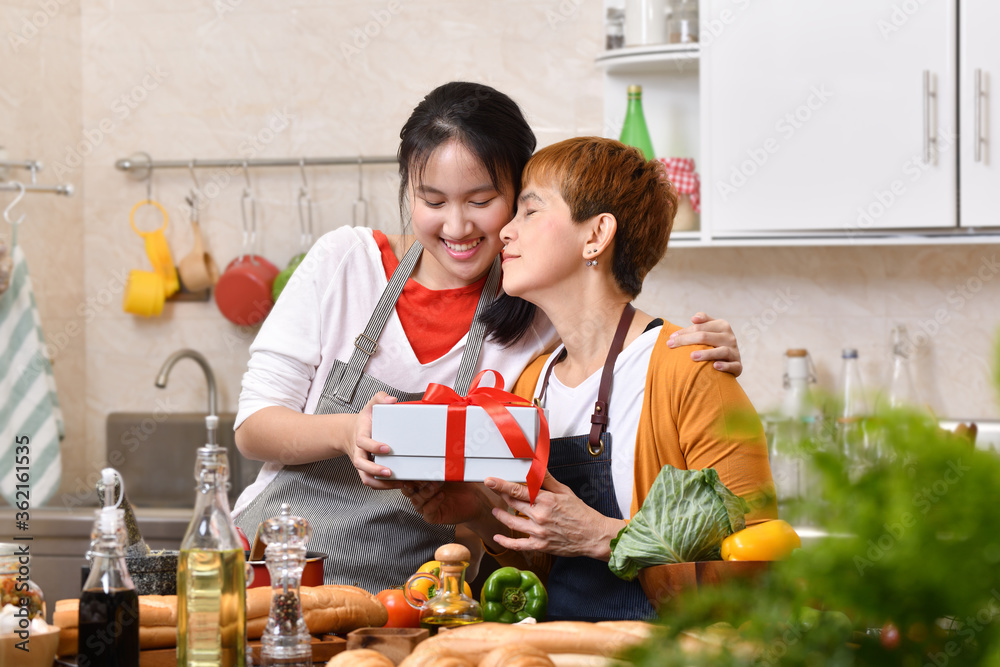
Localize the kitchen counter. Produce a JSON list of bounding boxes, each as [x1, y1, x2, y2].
[[0, 506, 192, 623]]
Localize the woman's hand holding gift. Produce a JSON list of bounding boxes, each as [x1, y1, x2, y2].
[[353, 392, 399, 489], [485, 473, 626, 562]]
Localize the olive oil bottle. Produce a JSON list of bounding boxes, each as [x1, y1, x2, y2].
[[177, 445, 247, 667]]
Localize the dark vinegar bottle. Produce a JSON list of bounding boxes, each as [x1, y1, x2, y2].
[[79, 468, 140, 666], [78, 588, 140, 665]]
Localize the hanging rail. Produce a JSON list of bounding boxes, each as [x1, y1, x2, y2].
[[0, 182, 74, 196], [114, 153, 398, 180], [0, 158, 75, 196]]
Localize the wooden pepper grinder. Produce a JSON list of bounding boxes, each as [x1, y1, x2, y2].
[[404, 543, 483, 634]]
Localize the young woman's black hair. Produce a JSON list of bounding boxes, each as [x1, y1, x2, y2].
[[397, 81, 537, 347]]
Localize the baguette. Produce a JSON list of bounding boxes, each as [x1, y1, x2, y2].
[[405, 621, 654, 665], [55, 584, 387, 648], [479, 644, 555, 667], [57, 626, 176, 656], [54, 595, 177, 628]]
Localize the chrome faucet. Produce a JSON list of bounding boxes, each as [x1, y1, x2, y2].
[[155, 349, 218, 446]]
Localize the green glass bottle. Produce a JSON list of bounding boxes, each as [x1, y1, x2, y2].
[[619, 85, 656, 160]]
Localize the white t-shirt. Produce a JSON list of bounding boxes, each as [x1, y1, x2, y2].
[[233, 226, 558, 515], [532, 325, 660, 519]]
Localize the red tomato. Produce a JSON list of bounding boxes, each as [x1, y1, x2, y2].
[[376, 588, 422, 628]]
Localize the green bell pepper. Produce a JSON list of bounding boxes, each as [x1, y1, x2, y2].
[[480, 566, 548, 623]]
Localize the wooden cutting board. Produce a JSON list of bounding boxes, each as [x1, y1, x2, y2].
[[62, 635, 348, 667]]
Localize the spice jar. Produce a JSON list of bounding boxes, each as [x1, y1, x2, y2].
[[0, 542, 45, 620], [260, 503, 312, 666]]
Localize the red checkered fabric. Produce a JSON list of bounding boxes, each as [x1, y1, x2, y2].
[[658, 157, 701, 214]]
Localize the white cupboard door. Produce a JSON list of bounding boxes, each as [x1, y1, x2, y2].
[[702, 1, 957, 235], [960, 0, 1000, 228]]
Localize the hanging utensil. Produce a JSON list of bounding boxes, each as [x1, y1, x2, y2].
[[272, 160, 314, 301], [177, 165, 220, 293], [0, 180, 25, 296], [353, 157, 367, 227], [215, 161, 278, 326]]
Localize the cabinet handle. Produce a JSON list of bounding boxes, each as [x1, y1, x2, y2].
[[923, 70, 937, 165], [975, 68, 985, 163]]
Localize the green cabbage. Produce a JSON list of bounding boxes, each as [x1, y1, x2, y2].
[[608, 466, 748, 581]]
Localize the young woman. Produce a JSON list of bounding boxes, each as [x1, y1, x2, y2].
[[233, 83, 744, 593], [397, 137, 776, 619]]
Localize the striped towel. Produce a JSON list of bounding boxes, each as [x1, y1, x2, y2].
[[0, 245, 64, 507]]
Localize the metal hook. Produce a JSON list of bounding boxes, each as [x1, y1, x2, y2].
[[188, 160, 201, 192], [3, 181, 27, 226], [186, 160, 201, 224], [353, 157, 367, 227], [240, 160, 257, 263], [133, 151, 154, 202], [297, 159, 313, 250]]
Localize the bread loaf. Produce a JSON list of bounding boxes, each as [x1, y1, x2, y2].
[[326, 648, 396, 667]]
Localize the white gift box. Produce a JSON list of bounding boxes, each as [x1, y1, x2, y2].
[[371, 403, 546, 482]]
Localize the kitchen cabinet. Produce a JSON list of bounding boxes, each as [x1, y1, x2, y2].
[[701, 0, 957, 235], [960, 0, 1000, 228], [600, 1, 1000, 243]]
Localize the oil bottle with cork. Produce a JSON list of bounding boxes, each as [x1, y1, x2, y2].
[[404, 543, 482, 634], [177, 436, 248, 667]]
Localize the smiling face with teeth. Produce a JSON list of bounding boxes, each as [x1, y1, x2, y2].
[[408, 139, 513, 290]]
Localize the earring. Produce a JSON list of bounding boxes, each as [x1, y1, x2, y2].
[[586, 259, 598, 267]]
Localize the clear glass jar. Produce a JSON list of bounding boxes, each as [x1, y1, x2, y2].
[[668, 0, 699, 44], [606, 7, 625, 50], [0, 542, 45, 620]]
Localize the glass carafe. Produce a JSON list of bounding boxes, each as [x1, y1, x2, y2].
[[403, 543, 482, 635]]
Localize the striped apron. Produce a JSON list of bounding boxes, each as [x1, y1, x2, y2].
[[535, 304, 656, 621], [234, 241, 502, 593]]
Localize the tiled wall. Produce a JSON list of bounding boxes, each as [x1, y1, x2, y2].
[[3, 1, 998, 506], [1, 0, 85, 499]]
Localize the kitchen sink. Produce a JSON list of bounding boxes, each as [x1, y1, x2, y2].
[[106, 411, 263, 508]]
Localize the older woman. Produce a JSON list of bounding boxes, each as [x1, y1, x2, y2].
[[398, 136, 777, 621]]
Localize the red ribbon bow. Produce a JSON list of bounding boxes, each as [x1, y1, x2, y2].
[[409, 370, 550, 503]]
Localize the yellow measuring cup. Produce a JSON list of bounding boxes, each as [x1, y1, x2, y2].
[[129, 199, 179, 298]]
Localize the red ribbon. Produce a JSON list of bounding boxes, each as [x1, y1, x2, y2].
[[404, 370, 550, 503]]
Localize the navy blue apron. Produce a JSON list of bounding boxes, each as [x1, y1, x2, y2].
[[536, 304, 657, 621]]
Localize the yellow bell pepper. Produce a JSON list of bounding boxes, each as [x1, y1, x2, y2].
[[721, 520, 801, 561]]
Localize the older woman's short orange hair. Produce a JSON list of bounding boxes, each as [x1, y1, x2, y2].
[[522, 137, 676, 297]]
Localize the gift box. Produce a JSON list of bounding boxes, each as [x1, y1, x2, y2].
[[372, 403, 545, 483], [370, 371, 550, 500]]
